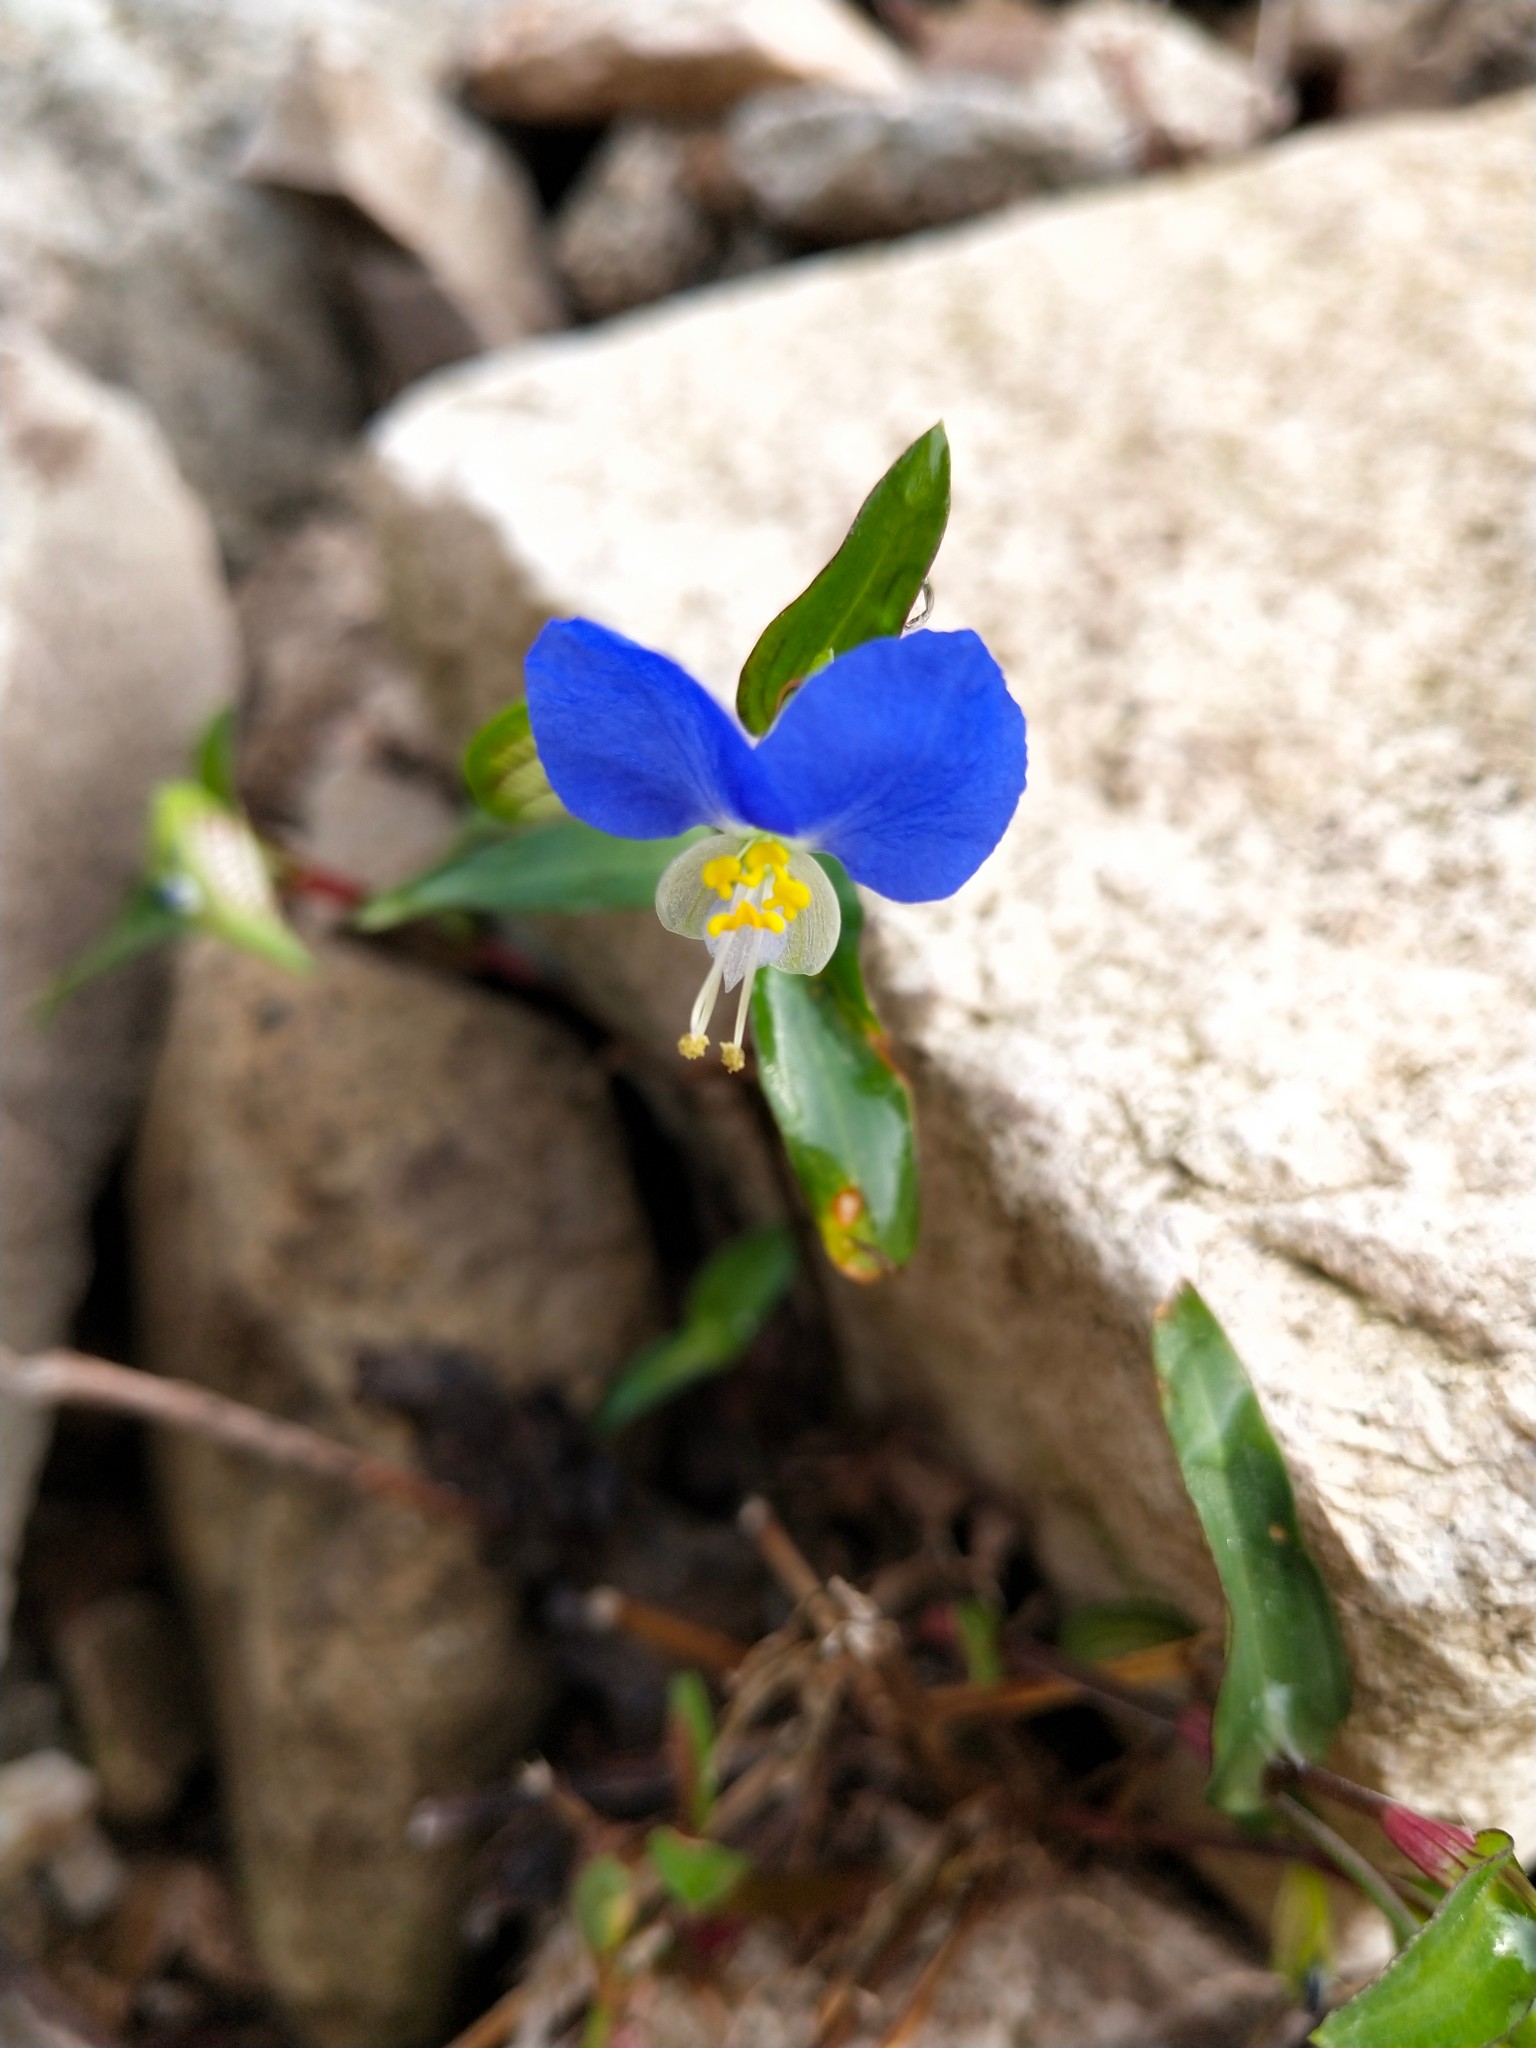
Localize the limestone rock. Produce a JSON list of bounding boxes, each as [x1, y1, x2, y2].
[[507, 1852, 1287, 2046], [0, 0, 495, 561], [133, 937, 661, 2046], [0, 333, 235, 1657], [553, 123, 723, 320], [369, 92, 1536, 1863], [466, 0, 910, 124], [727, 2, 1285, 247], [1276, 0, 1536, 118], [239, 36, 563, 380], [54, 1592, 205, 1825]]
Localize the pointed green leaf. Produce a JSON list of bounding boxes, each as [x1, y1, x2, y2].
[[356, 820, 706, 930], [195, 706, 240, 807], [1152, 1284, 1350, 1816], [1057, 1598, 1196, 1666], [1273, 1863, 1335, 2008], [42, 881, 188, 1015], [151, 782, 311, 974], [463, 700, 561, 825], [573, 1855, 637, 1957], [645, 1828, 750, 1915], [736, 424, 950, 735], [667, 1672, 719, 1829], [1313, 1836, 1536, 2048], [751, 862, 917, 1280], [594, 1226, 796, 1432]]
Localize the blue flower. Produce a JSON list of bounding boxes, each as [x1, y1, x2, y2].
[[526, 618, 1026, 1069]]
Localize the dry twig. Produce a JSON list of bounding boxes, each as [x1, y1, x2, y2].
[[0, 1346, 479, 1525]]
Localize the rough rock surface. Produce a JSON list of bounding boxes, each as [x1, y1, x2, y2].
[[239, 37, 563, 366], [727, 2, 1285, 246], [466, 0, 910, 123], [54, 1592, 205, 1824], [0, 0, 495, 560], [0, 334, 235, 1658], [371, 95, 1536, 1857], [133, 938, 661, 2046], [1279, 0, 1536, 117], [727, 69, 1135, 243], [506, 1851, 1286, 2046], [554, 123, 723, 320]]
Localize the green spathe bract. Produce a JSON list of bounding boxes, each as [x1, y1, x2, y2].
[[1151, 1283, 1350, 1815], [1313, 1836, 1536, 2048], [735, 422, 951, 735]]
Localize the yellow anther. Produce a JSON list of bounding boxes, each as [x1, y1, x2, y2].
[[765, 872, 812, 919], [677, 1032, 709, 1060], [720, 1043, 746, 1073], [707, 901, 785, 939], [700, 854, 742, 900], [739, 839, 791, 885]]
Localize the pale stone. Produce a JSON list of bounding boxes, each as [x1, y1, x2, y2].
[[370, 93, 1536, 1864], [0, 333, 235, 1658], [0, 0, 497, 560], [726, 1, 1285, 247], [133, 936, 662, 2047], [54, 1592, 205, 1824], [466, 0, 911, 124], [506, 1853, 1287, 2046], [239, 36, 563, 357], [553, 123, 722, 320]]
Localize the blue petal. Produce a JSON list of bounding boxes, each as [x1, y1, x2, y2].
[[752, 630, 1026, 902], [525, 618, 761, 838]]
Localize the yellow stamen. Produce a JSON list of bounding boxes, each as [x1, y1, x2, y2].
[[678, 1033, 709, 1060], [720, 1044, 746, 1073], [700, 854, 743, 900], [707, 900, 786, 938], [765, 872, 811, 918]]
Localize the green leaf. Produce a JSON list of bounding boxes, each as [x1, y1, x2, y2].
[[751, 862, 917, 1280], [356, 820, 706, 930], [594, 1225, 797, 1432], [463, 700, 561, 825], [1312, 1836, 1536, 2048], [955, 1600, 1003, 1687], [573, 1855, 636, 1957], [645, 1828, 750, 1915], [151, 782, 311, 975], [736, 423, 951, 735], [1273, 1863, 1335, 2008], [41, 880, 188, 1015], [667, 1671, 719, 1829], [195, 706, 240, 807], [1057, 1598, 1196, 1666], [1151, 1284, 1351, 1817]]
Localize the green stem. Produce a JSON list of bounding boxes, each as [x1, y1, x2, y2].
[[1273, 1792, 1421, 1948]]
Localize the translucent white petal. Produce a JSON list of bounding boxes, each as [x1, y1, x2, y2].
[[655, 833, 741, 940], [711, 920, 787, 990], [775, 851, 841, 976]]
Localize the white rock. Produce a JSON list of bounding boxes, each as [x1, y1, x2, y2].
[[0, 0, 495, 560], [727, 1, 1287, 247], [726, 65, 1136, 244], [466, 0, 911, 123], [1057, 0, 1290, 162], [553, 122, 722, 320], [0, 333, 235, 1658], [239, 35, 563, 358], [370, 93, 1536, 1859], [0, 1750, 97, 1892]]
